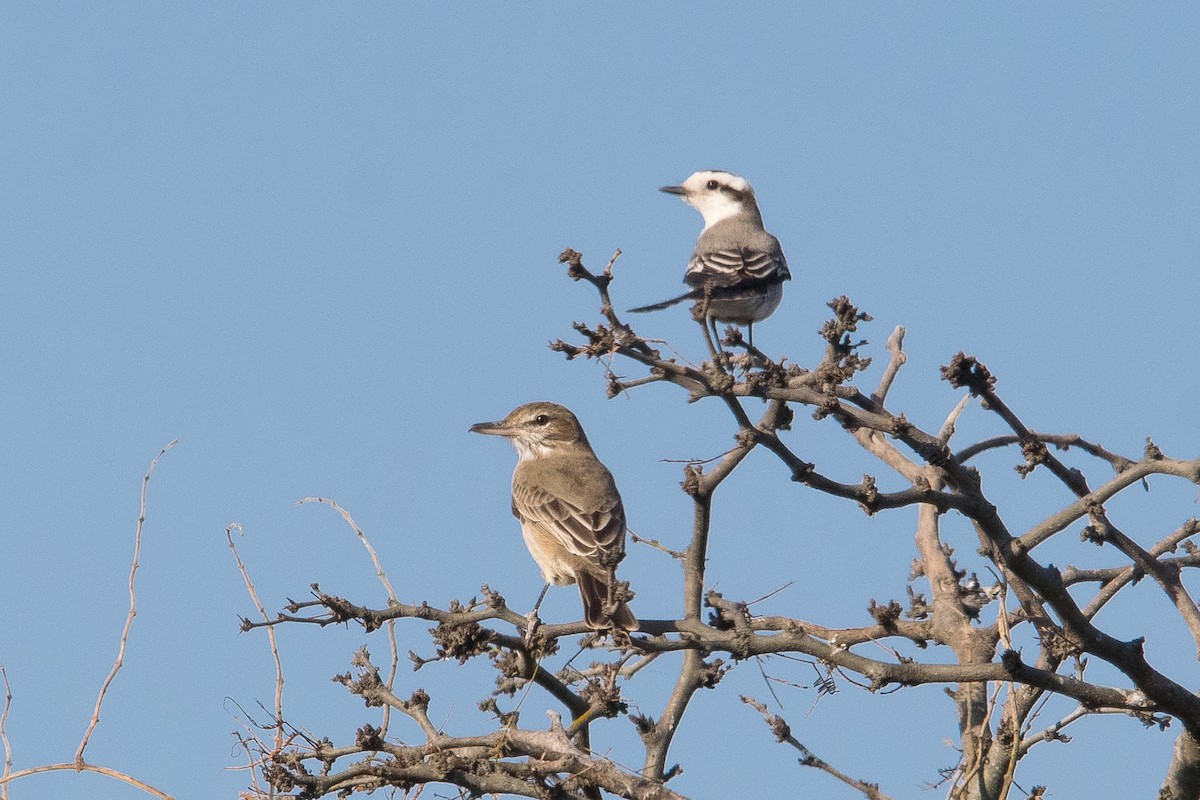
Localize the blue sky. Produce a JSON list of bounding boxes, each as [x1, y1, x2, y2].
[[1, 5, 1198, 799]]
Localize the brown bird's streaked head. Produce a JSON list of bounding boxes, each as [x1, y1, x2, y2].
[[469, 401, 592, 461]]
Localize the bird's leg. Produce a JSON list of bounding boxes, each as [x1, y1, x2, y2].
[[695, 290, 721, 359], [744, 322, 767, 365], [698, 317, 720, 359], [524, 582, 551, 643], [710, 316, 724, 353]]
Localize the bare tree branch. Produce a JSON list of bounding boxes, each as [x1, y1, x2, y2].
[[0, 667, 10, 800], [743, 696, 895, 800], [2, 442, 178, 800], [298, 497, 404, 733], [235, 252, 1200, 799], [226, 524, 285, 752], [77, 439, 178, 765]]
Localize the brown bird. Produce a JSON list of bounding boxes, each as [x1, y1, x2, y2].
[[470, 401, 638, 632]]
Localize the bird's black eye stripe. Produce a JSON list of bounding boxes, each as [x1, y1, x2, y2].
[[533, 414, 550, 425]]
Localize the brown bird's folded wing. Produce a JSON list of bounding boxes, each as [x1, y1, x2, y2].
[[511, 455, 637, 632], [511, 478, 627, 568]]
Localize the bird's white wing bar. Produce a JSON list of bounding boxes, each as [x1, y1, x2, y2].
[[687, 248, 789, 286]]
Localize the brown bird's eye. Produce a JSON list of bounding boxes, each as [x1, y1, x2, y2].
[[533, 414, 550, 425], [706, 180, 719, 190]]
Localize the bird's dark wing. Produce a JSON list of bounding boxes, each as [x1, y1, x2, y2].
[[685, 245, 790, 289]]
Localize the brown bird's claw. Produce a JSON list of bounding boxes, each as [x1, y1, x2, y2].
[[610, 627, 633, 649]]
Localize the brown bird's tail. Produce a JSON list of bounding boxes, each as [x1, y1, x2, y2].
[[576, 570, 638, 632]]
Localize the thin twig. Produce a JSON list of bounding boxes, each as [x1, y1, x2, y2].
[[746, 582, 795, 607], [601, 248, 622, 278], [954, 432, 1135, 473], [742, 696, 894, 800], [661, 446, 739, 466], [298, 497, 402, 734], [939, 394, 971, 443], [871, 326, 906, 404], [628, 530, 685, 559], [0, 763, 175, 799], [610, 373, 669, 393], [1018, 705, 1089, 756], [75, 439, 178, 765], [1077, 519, 1200, 620], [227, 523, 285, 752], [229, 731, 269, 798], [298, 497, 398, 601], [0, 666, 11, 800]]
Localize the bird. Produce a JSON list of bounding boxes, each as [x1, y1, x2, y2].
[[469, 401, 638, 633], [628, 169, 791, 348]]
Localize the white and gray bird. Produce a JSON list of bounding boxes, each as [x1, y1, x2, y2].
[[629, 170, 791, 347]]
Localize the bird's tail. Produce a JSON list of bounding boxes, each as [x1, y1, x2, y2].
[[577, 570, 638, 632], [626, 290, 697, 314]]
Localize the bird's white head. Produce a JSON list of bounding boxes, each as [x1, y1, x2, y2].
[[660, 170, 757, 230], [469, 401, 591, 461]]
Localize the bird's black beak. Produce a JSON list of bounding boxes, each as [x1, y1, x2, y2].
[[469, 421, 507, 436], [659, 184, 687, 196]]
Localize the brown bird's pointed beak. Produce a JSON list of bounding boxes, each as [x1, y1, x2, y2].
[[659, 184, 687, 196], [469, 420, 510, 436]]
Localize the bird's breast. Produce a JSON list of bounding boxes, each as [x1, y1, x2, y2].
[[519, 521, 578, 586]]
